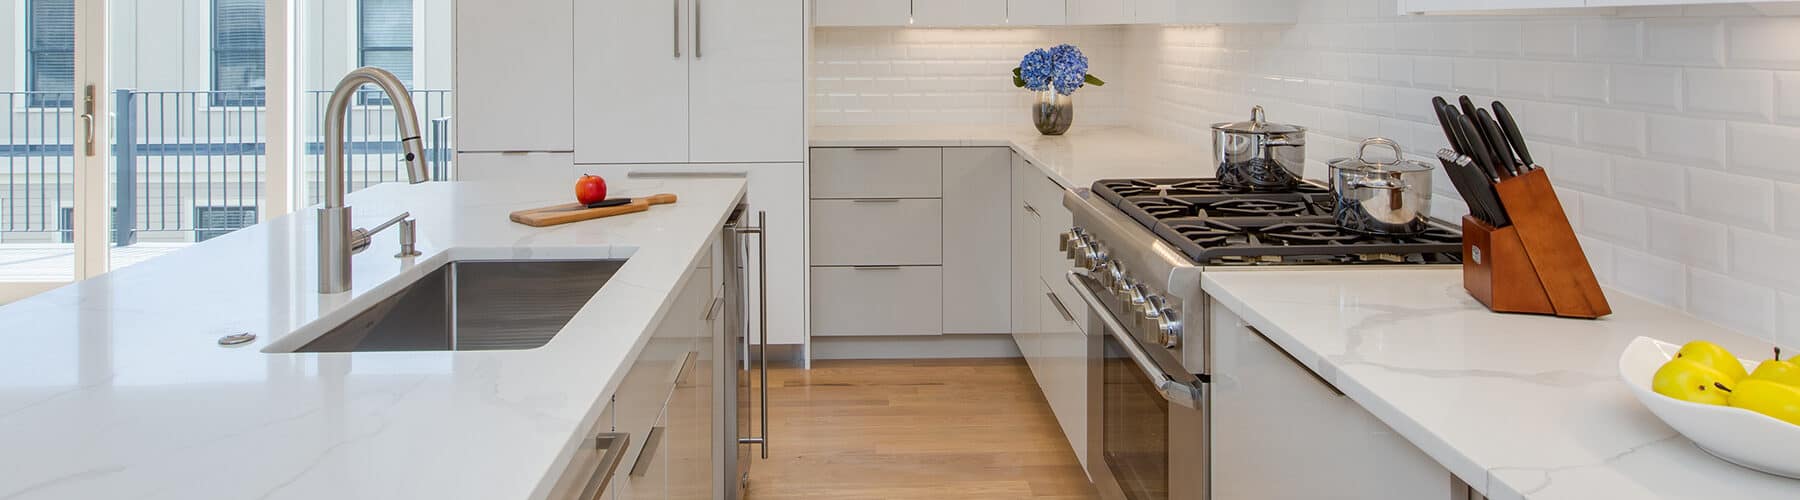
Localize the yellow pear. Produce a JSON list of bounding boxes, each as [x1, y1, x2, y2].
[[1653, 358, 1735, 406], [1748, 359, 1800, 388], [1673, 341, 1748, 382], [1729, 379, 1800, 427]]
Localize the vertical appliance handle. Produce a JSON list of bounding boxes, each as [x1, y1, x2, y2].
[[734, 211, 769, 458], [693, 0, 702, 58], [1066, 271, 1201, 409], [672, 0, 680, 58]]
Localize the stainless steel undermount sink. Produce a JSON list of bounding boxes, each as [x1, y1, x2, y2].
[[292, 260, 626, 352]]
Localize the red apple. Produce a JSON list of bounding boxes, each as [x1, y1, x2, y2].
[[575, 174, 607, 205]]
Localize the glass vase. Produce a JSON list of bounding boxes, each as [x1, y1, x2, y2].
[[1032, 89, 1074, 136]]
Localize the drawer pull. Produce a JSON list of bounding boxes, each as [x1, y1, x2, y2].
[[851, 147, 901, 151], [579, 432, 631, 500], [1045, 292, 1074, 322], [703, 296, 723, 320], [629, 425, 666, 477], [851, 265, 902, 270], [851, 198, 902, 203]]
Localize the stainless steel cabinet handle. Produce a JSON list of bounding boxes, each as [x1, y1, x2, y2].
[[629, 425, 667, 477], [851, 147, 901, 151], [851, 198, 901, 203], [627, 171, 747, 179], [1245, 325, 1343, 397], [734, 211, 769, 459], [668, 350, 698, 387], [1067, 271, 1202, 409], [693, 0, 702, 58], [852, 265, 902, 270], [703, 296, 723, 320], [672, 0, 680, 58], [1045, 292, 1074, 322], [580, 432, 632, 500]]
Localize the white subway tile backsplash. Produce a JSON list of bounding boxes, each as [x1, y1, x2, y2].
[[1726, 18, 1800, 70], [1729, 122, 1800, 183], [1549, 63, 1608, 104], [1495, 60, 1550, 99], [1648, 209, 1727, 273], [1782, 293, 1800, 352], [1578, 107, 1646, 154], [1609, 65, 1682, 111], [1614, 158, 1687, 211], [1777, 72, 1800, 124], [1729, 228, 1800, 294], [1581, 194, 1649, 249], [1452, 58, 1497, 93], [1646, 114, 1724, 169], [1688, 168, 1774, 229], [1780, 182, 1800, 239], [1545, 144, 1613, 193], [1612, 246, 1688, 309], [1576, 19, 1642, 62], [1643, 19, 1724, 67], [1688, 267, 1779, 340], [1684, 69, 1772, 120], [1521, 20, 1578, 60]]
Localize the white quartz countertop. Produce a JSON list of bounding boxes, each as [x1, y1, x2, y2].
[[811, 125, 1214, 190], [0, 177, 746, 500], [1202, 269, 1800, 500]]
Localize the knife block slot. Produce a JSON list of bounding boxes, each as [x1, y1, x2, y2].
[[1461, 169, 1610, 319]]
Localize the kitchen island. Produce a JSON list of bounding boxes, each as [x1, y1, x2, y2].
[[1203, 268, 1800, 500], [0, 176, 746, 500]]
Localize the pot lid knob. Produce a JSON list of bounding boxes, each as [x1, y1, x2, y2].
[[1251, 105, 1266, 126], [1355, 137, 1404, 168]]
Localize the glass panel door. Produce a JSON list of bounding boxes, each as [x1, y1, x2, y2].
[[0, 0, 80, 300]]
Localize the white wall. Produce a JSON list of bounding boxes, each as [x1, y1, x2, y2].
[[813, 26, 1130, 126], [812, 2, 1800, 348]]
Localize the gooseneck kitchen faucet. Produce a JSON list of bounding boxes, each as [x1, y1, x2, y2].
[[318, 66, 430, 294]]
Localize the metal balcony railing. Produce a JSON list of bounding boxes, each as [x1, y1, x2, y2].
[[0, 89, 452, 246]]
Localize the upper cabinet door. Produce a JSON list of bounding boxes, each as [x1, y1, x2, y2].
[[1007, 0, 1067, 25], [1134, 0, 1174, 24], [1178, 0, 1297, 24], [573, 0, 692, 164], [688, 0, 804, 163], [912, 0, 1007, 26], [455, 0, 574, 152], [814, 0, 910, 26], [1068, 0, 1132, 25]]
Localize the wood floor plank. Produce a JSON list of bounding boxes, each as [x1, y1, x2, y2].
[[747, 358, 1099, 500]]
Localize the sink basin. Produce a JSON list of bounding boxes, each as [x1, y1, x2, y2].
[[293, 260, 626, 352]]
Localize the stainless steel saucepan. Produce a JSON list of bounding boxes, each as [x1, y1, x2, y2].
[[1212, 105, 1306, 191], [1329, 137, 1434, 236]]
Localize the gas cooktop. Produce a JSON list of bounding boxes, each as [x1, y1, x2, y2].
[[1091, 178, 1462, 266]]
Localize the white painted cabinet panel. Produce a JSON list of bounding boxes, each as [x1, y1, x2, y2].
[[1008, 0, 1067, 25], [913, 0, 1007, 26], [1068, 0, 1132, 25], [455, 0, 573, 153], [814, 0, 911, 26], [1176, 0, 1297, 24], [1135, 0, 1174, 24], [942, 148, 1012, 334], [453, 152, 572, 187], [572, 0, 690, 164], [809, 199, 943, 266], [1037, 278, 1087, 469], [575, 163, 807, 347], [1010, 154, 1043, 370], [688, 0, 804, 163], [809, 147, 943, 199], [1209, 300, 1454, 499], [811, 266, 944, 336]]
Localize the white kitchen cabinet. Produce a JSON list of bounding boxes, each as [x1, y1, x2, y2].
[[1008, 0, 1067, 25], [575, 0, 803, 164], [809, 199, 943, 266], [1134, 0, 1173, 23], [811, 266, 944, 336], [688, 0, 805, 163], [942, 148, 1012, 334], [1010, 154, 1043, 370], [1175, 0, 1297, 24], [454, 0, 573, 153], [913, 0, 1007, 26], [577, 163, 807, 348], [809, 148, 943, 199], [453, 152, 572, 186], [1068, 0, 1132, 25], [1036, 278, 1087, 469], [1209, 299, 1455, 499], [616, 406, 670, 500], [572, 0, 689, 163], [814, 0, 911, 26]]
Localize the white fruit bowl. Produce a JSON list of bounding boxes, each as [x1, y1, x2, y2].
[[1618, 336, 1800, 479]]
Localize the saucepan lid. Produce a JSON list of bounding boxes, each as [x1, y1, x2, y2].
[[1329, 137, 1432, 174], [1211, 105, 1306, 135]]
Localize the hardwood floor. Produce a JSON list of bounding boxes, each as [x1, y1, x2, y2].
[[746, 358, 1099, 500]]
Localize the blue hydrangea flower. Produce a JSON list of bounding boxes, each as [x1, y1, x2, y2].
[[1048, 44, 1089, 96], [1019, 49, 1053, 92]]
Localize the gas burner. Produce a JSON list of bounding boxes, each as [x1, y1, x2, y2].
[[1170, 220, 1245, 248], [1092, 178, 1334, 207], [1258, 222, 1364, 246], [1207, 199, 1309, 217]]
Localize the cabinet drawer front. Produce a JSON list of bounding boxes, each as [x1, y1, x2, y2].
[[811, 266, 943, 336], [809, 147, 942, 199], [810, 199, 942, 266]]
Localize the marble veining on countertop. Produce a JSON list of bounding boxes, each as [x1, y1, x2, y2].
[[811, 125, 1217, 190], [1202, 269, 1800, 500], [0, 176, 747, 500]]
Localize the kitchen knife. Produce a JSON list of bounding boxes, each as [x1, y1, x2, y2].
[[1475, 108, 1521, 177], [1492, 101, 1535, 168], [1432, 96, 1462, 153], [1436, 148, 1489, 224], [1452, 113, 1503, 182], [1455, 154, 1510, 227], [1458, 95, 1480, 123], [1438, 149, 1499, 225]]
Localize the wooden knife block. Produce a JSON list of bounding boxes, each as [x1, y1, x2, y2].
[[1462, 169, 1610, 319]]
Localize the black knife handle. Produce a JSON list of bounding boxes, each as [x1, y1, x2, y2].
[[1476, 108, 1520, 176], [1454, 113, 1501, 182], [1432, 97, 1462, 154], [1492, 101, 1534, 167]]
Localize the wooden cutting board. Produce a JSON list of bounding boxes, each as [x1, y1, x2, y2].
[[509, 193, 678, 227]]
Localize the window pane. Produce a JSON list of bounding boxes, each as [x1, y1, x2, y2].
[[361, 50, 413, 84], [360, 0, 411, 48], [214, 0, 266, 93], [27, 0, 75, 107]]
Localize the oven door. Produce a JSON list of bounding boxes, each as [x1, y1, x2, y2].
[[1069, 272, 1208, 500]]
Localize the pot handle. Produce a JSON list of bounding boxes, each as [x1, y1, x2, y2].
[[1251, 105, 1266, 125], [1355, 137, 1404, 167]]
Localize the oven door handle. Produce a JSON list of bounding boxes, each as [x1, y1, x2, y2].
[[1067, 271, 1202, 409]]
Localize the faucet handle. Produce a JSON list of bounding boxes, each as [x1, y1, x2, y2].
[[350, 211, 412, 254], [395, 219, 422, 258]]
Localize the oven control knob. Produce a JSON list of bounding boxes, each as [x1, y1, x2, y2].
[[1128, 284, 1150, 312], [1058, 230, 1074, 251], [1143, 295, 1167, 318], [1083, 242, 1107, 269], [1157, 308, 1182, 349], [1068, 238, 1090, 261]]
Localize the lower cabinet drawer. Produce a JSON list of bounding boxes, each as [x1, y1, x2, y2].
[[810, 199, 943, 266], [810, 266, 943, 336]]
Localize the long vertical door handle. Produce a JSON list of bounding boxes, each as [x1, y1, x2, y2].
[[693, 0, 702, 58], [733, 211, 769, 459], [672, 0, 681, 58]]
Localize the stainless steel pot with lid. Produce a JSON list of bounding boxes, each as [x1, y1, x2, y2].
[[1212, 105, 1307, 191], [1329, 137, 1434, 236]]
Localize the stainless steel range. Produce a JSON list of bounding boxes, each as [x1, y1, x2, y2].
[[1061, 178, 1461, 500]]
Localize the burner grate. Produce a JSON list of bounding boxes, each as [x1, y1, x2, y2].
[[1092, 177, 1329, 207]]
